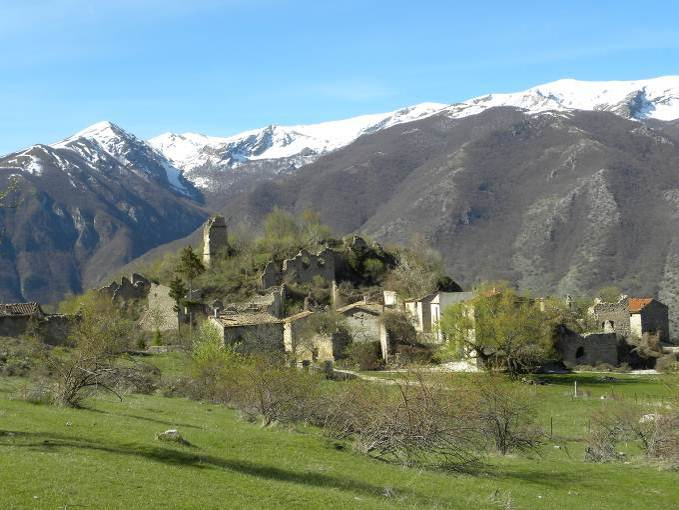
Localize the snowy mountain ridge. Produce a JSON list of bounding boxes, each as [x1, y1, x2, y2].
[[148, 76, 679, 189], [447, 76, 679, 121], [148, 102, 447, 185]]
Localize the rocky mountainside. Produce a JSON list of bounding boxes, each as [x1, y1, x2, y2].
[[0, 122, 207, 303], [149, 77, 679, 195], [148, 103, 447, 194], [216, 107, 679, 337]]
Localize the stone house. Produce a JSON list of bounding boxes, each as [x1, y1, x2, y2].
[[589, 296, 670, 343], [405, 291, 474, 342], [283, 310, 334, 365], [629, 298, 669, 343], [0, 302, 73, 345], [337, 302, 389, 361], [209, 312, 284, 354], [0, 302, 45, 338]]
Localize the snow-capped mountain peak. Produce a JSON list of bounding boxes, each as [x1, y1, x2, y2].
[[148, 102, 447, 188], [446, 76, 679, 121], [50, 120, 195, 196]]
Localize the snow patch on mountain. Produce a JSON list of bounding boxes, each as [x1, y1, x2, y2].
[[445, 76, 679, 121], [148, 102, 447, 182], [53, 121, 195, 196]]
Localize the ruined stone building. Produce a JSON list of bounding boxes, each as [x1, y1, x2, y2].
[[283, 310, 335, 365], [337, 302, 389, 361], [589, 296, 670, 343], [98, 273, 151, 303], [208, 287, 287, 353], [261, 248, 336, 289], [555, 327, 622, 368], [0, 302, 73, 345], [202, 215, 228, 267]]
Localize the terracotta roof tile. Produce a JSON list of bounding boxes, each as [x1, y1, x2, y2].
[[629, 298, 653, 313]]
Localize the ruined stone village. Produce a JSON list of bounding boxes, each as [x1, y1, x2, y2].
[[1, 215, 673, 373]]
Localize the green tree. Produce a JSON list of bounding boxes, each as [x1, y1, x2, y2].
[[439, 283, 555, 377], [168, 276, 188, 313], [177, 245, 205, 295]]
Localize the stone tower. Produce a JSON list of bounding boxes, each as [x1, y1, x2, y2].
[[203, 215, 228, 267]]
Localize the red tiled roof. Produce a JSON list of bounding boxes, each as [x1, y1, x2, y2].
[[0, 302, 42, 317], [629, 298, 653, 313]]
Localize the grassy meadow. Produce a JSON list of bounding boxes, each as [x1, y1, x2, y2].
[[1, 355, 679, 509]]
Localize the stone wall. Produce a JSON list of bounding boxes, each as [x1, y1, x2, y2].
[[139, 283, 180, 331], [0, 314, 74, 346], [556, 328, 621, 368], [0, 316, 30, 339], [203, 215, 228, 267], [340, 306, 388, 360], [260, 248, 336, 289], [283, 312, 334, 363], [589, 298, 631, 338], [98, 273, 151, 303], [209, 316, 284, 353]]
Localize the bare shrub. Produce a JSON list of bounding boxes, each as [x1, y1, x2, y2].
[[584, 409, 625, 463], [474, 377, 544, 455], [228, 357, 325, 426], [324, 373, 483, 469], [46, 299, 135, 407]]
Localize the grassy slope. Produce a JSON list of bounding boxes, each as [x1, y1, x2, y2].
[[1, 367, 678, 509]]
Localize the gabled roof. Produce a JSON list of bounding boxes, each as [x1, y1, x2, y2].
[[213, 312, 281, 327], [629, 298, 654, 313], [283, 310, 315, 323], [336, 302, 383, 316], [0, 302, 43, 317]]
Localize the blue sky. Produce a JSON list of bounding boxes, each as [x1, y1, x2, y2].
[[1, 0, 679, 154]]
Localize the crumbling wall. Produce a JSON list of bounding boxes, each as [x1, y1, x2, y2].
[[556, 328, 621, 368], [589, 298, 630, 338], [98, 273, 151, 303], [139, 283, 180, 331], [203, 215, 228, 267], [260, 248, 336, 288]]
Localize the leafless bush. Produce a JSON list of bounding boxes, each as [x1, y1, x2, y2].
[[586, 404, 679, 467], [474, 377, 544, 455], [324, 373, 483, 468], [584, 409, 626, 463], [45, 298, 136, 407]]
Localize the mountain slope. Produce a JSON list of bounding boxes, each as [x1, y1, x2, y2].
[[215, 107, 679, 336], [0, 123, 207, 303], [148, 103, 447, 193], [148, 77, 679, 194], [445, 76, 679, 121]]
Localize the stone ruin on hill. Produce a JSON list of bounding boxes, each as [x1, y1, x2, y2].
[[202, 215, 229, 267]]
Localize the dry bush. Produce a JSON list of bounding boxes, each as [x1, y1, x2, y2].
[[324, 373, 483, 469], [584, 408, 626, 463], [227, 357, 326, 426], [45, 299, 136, 407], [586, 404, 679, 467], [474, 377, 544, 455]]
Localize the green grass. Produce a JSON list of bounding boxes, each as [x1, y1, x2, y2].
[[1, 361, 679, 509]]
